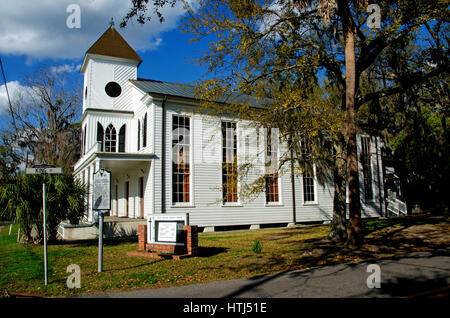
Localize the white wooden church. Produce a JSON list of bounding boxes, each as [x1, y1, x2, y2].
[[74, 25, 386, 230]]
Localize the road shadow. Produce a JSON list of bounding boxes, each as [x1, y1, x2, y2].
[[222, 249, 450, 298], [376, 274, 449, 298], [223, 271, 289, 298]]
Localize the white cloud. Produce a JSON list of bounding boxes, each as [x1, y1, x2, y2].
[[0, 0, 188, 60], [0, 81, 22, 115], [50, 63, 81, 75]]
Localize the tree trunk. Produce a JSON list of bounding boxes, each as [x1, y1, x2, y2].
[[328, 136, 347, 242], [289, 136, 297, 225], [338, 0, 363, 247], [343, 21, 363, 248]]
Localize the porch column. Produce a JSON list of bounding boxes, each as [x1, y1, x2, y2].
[[89, 163, 95, 221]]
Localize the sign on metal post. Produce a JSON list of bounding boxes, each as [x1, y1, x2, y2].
[[93, 169, 111, 273], [26, 164, 62, 285], [93, 169, 111, 211], [42, 182, 47, 285]]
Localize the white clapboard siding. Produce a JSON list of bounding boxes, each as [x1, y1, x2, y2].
[[89, 59, 114, 110], [156, 103, 338, 227], [85, 58, 137, 112], [113, 63, 137, 111], [75, 42, 385, 226]]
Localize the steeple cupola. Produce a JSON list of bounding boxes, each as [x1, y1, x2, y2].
[[80, 24, 142, 112]]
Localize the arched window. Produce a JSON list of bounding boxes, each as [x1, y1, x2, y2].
[[119, 124, 126, 152], [105, 124, 117, 152], [97, 122, 104, 152]]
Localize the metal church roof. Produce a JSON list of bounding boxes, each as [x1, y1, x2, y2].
[[130, 78, 267, 108]]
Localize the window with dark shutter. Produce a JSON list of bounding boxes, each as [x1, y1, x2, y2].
[[137, 119, 141, 151], [143, 113, 147, 148], [361, 136, 373, 200], [97, 122, 104, 152], [119, 124, 126, 152], [83, 125, 87, 155]]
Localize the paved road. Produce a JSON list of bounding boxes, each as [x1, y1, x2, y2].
[[80, 249, 450, 298]]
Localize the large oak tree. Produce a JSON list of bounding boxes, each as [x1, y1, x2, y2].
[[122, 0, 448, 247]]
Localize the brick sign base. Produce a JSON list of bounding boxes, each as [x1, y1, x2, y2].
[[127, 224, 198, 260]]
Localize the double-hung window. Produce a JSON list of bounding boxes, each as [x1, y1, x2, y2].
[[265, 128, 279, 203], [172, 115, 190, 204], [222, 121, 238, 203], [361, 136, 373, 200], [301, 140, 316, 203]]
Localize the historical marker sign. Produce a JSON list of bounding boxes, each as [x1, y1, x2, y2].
[[93, 169, 111, 211]]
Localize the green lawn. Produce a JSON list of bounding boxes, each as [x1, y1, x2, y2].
[[1, 214, 448, 297]]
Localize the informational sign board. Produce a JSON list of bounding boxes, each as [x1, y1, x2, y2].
[[93, 169, 111, 211], [157, 222, 177, 242], [147, 213, 189, 245]]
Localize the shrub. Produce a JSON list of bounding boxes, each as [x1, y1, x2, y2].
[[0, 174, 86, 243], [252, 240, 263, 253]]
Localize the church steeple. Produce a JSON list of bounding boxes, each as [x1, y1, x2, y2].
[[80, 23, 142, 73], [80, 23, 140, 113]]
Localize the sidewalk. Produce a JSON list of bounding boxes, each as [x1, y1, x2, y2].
[[79, 248, 450, 298]]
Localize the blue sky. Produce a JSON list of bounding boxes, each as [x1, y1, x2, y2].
[[0, 0, 209, 125]]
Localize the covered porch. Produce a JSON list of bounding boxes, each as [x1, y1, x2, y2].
[[74, 148, 155, 222]]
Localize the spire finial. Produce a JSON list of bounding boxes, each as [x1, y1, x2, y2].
[[109, 17, 115, 27]]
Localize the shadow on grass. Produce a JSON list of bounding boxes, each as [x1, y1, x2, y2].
[[49, 236, 138, 247], [101, 259, 167, 274], [210, 215, 449, 278], [197, 246, 229, 258], [362, 214, 446, 236], [48, 258, 167, 285]]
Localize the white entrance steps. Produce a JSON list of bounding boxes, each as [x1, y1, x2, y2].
[[57, 217, 147, 241]]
